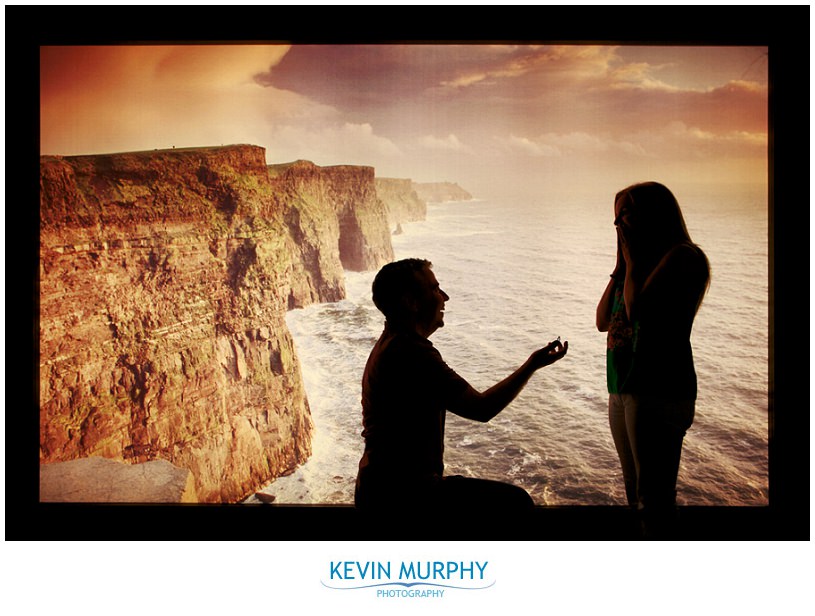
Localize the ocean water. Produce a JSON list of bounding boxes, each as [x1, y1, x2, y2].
[[258, 193, 769, 506]]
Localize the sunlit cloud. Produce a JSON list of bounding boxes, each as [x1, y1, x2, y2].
[[664, 121, 768, 152], [419, 134, 468, 152], [506, 135, 561, 157], [40, 45, 300, 155], [607, 61, 769, 101], [153, 45, 288, 88], [721, 79, 767, 94], [40, 43, 768, 196], [541, 132, 612, 154], [265, 122, 402, 167], [608, 62, 684, 92], [502, 132, 649, 158], [440, 44, 617, 89]]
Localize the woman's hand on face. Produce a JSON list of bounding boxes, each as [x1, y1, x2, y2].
[[612, 229, 627, 277], [617, 225, 634, 267]]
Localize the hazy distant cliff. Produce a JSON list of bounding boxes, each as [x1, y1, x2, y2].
[[39, 145, 393, 502], [375, 177, 427, 227], [412, 181, 473, 203]]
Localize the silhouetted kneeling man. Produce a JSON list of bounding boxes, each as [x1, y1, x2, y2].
[[355, 258, 567, 523]]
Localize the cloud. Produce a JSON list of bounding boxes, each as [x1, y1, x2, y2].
[[541, 132, 611, 154], [39, 44, 767, 197], [40, 45, 300, 155], [419, 134, 468, 152], [500, 132, 649, 159], [263, 123, 402, 167], [439, 45, 618, 89], [663, 121, 768, 154], [41, 45, 290, 101], [506, 135, 561, 157], [152, 45, 290, 88], [497, 119, 763, 166], [608, 61, 683, 92]]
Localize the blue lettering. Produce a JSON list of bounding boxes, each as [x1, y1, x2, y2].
[[476, 561, 488, 579], [331, 560, 393, 580], [396, 560, 487, 581], [357, 561, 370, 579], [329, 561, 341, 579], [399, 562, 416, 579]]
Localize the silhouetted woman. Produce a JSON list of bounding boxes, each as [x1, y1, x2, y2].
[[596, 182, 710, 538]]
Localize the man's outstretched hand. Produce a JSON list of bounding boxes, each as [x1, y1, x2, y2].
[[530, 338, 568, 369]]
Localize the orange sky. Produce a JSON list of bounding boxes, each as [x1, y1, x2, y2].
[[40, 44, 768, 201]]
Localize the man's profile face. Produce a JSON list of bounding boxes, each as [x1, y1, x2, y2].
[[412, 268, 449, 337]]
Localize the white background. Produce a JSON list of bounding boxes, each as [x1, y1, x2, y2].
[[4, 541, 811, 615]]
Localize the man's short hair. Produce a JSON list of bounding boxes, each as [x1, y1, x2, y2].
[[371, 258, 432, 321]]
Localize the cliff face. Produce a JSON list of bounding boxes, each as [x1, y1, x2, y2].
[[267, 160, 346, 308], [375, 178, 427, 228], [412, 181, 473, 203], [269, 160, 394, 276], [39, 145, 393, 503]]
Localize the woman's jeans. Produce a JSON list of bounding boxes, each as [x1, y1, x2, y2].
[[609, 393, 695, 536]]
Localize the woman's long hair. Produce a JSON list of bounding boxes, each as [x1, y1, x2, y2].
[[618, 181, 711, 312]]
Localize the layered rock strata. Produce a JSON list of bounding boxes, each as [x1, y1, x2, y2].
[[39, 145, 393, 503]]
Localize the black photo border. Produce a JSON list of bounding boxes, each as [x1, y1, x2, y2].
[[7, 4, 809, 541]]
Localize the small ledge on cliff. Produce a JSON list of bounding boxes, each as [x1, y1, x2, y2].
[[40, 457, 198, 503]]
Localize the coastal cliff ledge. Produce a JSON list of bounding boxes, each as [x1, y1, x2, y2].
[[39, 144, 394, 503], [40, 457, 198, 503]]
